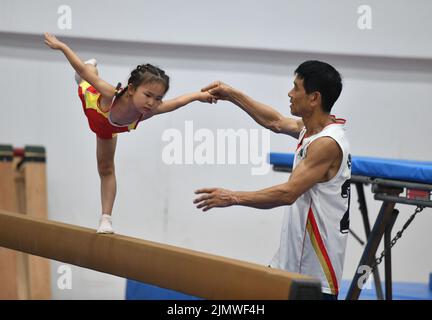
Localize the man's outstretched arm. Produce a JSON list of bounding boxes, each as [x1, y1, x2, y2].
[[194, 137, 341, 211], [202, 81, 303, 138]]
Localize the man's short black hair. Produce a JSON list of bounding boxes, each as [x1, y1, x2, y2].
[[295, 60, 342, 113]]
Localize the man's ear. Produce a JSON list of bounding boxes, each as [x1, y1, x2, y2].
[[310, 91, 321, 107]]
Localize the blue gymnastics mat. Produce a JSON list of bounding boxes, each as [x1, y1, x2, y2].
[[338, 279, 432, 300], [125, 278, 432, 300], [269, 152, 432, 184], [125, 280, 201, 300]]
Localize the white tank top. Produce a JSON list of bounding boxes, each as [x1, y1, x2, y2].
[[270, 118, 351, 295]]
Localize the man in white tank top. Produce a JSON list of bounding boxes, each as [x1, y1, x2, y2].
[[194, 61, 350, 300]]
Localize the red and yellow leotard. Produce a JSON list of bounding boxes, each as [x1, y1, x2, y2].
[[78, 81, 143, 139]]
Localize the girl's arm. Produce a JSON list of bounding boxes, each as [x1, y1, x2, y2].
[[153, 91, 216, 115], [44, 33, 116, 99]]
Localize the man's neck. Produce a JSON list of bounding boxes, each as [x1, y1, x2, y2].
[[302, 112, 335, 137]]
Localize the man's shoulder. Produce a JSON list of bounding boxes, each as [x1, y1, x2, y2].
[[305, 137, 342, 164]]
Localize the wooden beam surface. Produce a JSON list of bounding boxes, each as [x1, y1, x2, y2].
[[0, 209, 321, 300]]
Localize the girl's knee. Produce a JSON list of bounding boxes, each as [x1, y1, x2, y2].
[[97, 160, 114, 177]]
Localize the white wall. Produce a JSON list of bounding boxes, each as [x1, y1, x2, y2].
[[2, 0, 432, 58], [0, 0, 431, 299]]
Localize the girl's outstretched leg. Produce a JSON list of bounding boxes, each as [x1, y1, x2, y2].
[[96, 135, 117, 233]]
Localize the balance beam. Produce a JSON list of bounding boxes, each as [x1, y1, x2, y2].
[[0, 209, 321, 299]]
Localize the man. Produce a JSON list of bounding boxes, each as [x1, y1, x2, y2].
[[193, 60, 351, 300]]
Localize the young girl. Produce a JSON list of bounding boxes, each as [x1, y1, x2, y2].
[[44, 33, 216, 234]]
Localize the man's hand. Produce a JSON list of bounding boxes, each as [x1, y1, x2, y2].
[[44, 33, 66, 50], [194, 188, 239, 212], [201, 81, 234, 101]]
